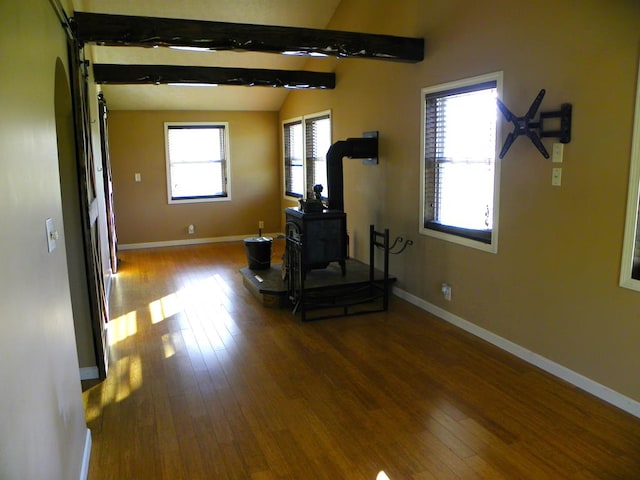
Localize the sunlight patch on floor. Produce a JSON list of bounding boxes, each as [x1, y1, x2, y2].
[[179, 274, 232, 306], [109, 310, 138, 345], [84, 353, 143, 421], [87, 273, 239, 423], [377, 471, 391, 480], [162, 332, 177, 358], [86, 260, 244, 429], [115, 354, 143, 403], [149, 292, 183, 324], [128, 354, 143, 391], [212, 273, 233, 295], [84, 397, 103, 423]]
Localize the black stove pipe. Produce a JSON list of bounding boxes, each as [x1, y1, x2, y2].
[[325, 136, 378, 211]]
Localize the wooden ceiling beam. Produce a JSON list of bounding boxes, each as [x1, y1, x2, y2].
[[92, 64, 336, 89], [73, 12, 424, 63]]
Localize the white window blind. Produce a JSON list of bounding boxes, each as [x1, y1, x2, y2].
[[305, 113, 331, 196], [284, 120, 304, 197], [283, 112, 331, 199], [166, 123, 228, 202], [423, 80, 498, 244]]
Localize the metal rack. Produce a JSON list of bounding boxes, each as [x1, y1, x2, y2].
[[286, 224, 392, 321]]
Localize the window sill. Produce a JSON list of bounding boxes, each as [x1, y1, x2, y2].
[[168, 195, 231, 205], [420, 222, 497, 253]]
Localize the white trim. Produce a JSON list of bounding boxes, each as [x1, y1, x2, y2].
[[79, 367, 99, 380], [620, 57, 640, 291], [419, 71, 503, 254], [392, 286, 640, 419], [118, 233, 283, 251], [168, 195, 231, 205], [164, 121, 232, 205], [281, 110, 332, 199], [79, 428, 92, 480], [282, 115, 304, 200]]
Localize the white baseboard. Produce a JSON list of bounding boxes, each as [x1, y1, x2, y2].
[[118, 232, 283, 251], [79, 428, 91, 480], [392, 286, 640, 419], [79, 367, 99, 381]]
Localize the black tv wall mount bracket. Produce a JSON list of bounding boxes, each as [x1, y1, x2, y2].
[[497, 89, 572, 159]]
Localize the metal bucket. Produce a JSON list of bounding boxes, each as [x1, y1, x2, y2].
[[244, 237, 273, 270]]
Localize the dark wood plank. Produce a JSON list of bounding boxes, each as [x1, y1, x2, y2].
[[73, 12, 424, 63], [92, 64, 335, 90]]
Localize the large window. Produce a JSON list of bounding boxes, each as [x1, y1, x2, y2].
[[283, 119, 304, 197], [283, 111, 331, 198], [620, 58, 640, 291], [420, 72, 502, 252], [165, 122, 230, 204]]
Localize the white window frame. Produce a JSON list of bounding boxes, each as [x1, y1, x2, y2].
[[283, 116, 304, 198], [419, 72, 503, 253], [283, 110, 332, 200], [164, 121, 231, 205], [619, 58, 640, 291]]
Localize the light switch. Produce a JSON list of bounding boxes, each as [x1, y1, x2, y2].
[[45, 218, 58, 252], [552, 143, 564, 163], [552, 167, 562, 186], [135, 172, 141, 182]]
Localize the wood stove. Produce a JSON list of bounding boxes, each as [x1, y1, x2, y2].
[[285, 133, 378, 277], [285, 207, 347, 274]]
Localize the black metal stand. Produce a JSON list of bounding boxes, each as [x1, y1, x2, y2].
[[286, 224, 394, 321]]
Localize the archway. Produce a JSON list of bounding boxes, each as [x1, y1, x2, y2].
[[55, 57, 107, 380]]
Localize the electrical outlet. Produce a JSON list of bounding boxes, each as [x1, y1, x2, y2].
[[258, 221, 264, 229], [441, 283, 452, 301], [188, 224, 195, 234]]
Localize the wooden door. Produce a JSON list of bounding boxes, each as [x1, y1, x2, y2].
[[98, 93, 118, 275], [69, 42, 109, 378]]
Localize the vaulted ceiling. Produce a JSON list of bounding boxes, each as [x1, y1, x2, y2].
[[71, 0, 422, 111]]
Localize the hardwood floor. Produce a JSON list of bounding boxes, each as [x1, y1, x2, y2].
[[84, 240, 640, 479]]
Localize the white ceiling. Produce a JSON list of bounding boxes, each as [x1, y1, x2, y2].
[[72, 0, 342, 111]]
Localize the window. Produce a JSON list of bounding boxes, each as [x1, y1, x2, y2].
[[420, 72, 502, 252], [283, 111, 331, 199], [165, 122, 230, 204], [305, 113, 331, 195], [620, 58, 640, 291], [283, 119, 303, 197]]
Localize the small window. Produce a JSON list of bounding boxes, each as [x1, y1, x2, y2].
[[283, 119, 304, 197], [420, 72, 502, 252], [283, 111, 331, 199], [305, 113, 331, 196], [165, 122, 230, 204]]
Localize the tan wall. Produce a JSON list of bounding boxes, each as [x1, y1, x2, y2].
[[109, 110, 281, 245], [0, 0, 88, 478], [280, 0, 640, 402]]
